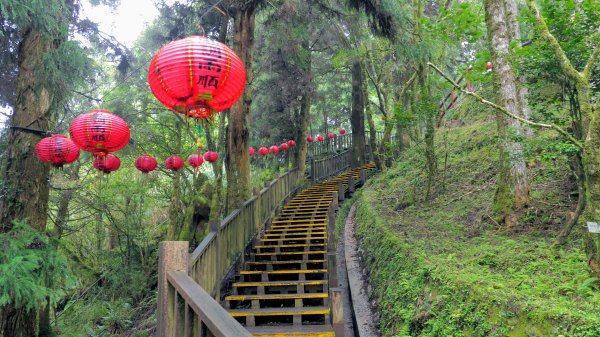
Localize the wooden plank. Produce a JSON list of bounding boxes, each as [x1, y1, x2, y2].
[[167, 271, 252, 337], [158, 241, 189, 337]]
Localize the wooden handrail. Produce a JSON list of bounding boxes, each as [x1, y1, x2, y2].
[[167, 271, 252, 337]]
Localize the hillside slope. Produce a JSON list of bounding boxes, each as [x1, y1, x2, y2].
[[351, 115, 600, 336]]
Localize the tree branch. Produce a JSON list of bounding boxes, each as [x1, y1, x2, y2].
[[583, 42, 600, 79], [427, 62, 583, 149], [525, 0, 584, 82]]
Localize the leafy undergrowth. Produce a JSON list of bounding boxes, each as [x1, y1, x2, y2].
[[354, 116, 600, 336]]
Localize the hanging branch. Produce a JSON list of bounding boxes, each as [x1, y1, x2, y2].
[[427, 62, 583, 149]]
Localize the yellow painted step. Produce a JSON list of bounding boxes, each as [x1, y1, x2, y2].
[[240, 269, 327, 275], [254, 250, 327, 256], [228, 306, 329, 317], [246, 325, 335, 337], [264, 232, 326, 237], [225, 292, 328, 301], [232, 280, 327, 288], [245, 259, 326, 265], [255, 243, 326, 249], [259, 237, 326, 242]]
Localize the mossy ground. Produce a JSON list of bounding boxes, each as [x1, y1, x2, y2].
[[352, 112, 600, 336]]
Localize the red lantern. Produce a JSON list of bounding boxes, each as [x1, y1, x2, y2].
[[148, 36, 246, 119], [486, 62, 493, 69], [306, 136, 314, 143], [269, 145, 279, 154], [287, 140, 296, 147], [35, 135, 80, 167], [165, 155, 185, 171], [317, 135, 324, 142], [203, 150, 219, 163], [188, 154, 204, 167], [93, 154, 121, 174], [70, 109, 130, 156], [135, 154, 157, 173], [258, 147, 269, 156], [280, 143, 289, 151], [339, 129, 346, 135], [249, 147, 255, 156], [328, 132, 335, 139]]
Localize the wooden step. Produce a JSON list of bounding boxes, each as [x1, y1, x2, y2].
[[270, 223, 326, 229], [246, 325, 335, 337], [264, 232, 326, 237], [225, 292, 328, 301], [253, 250, 327, 256], [229, 306, 329, 317], [240, 269, 327, 275], [233, 280, 327, 288], [245, 259, 326, 265], [255, 243, 326, 249], [260, 237, 326, 243]]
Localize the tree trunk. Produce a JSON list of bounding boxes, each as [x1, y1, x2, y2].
[[363, 66, 380, 168], [351, 60, 366, 166], [0, 27, 54, 337], [503, 0, 533, 136], [292, 42, 312, 176], [226, 2, 257, 211], [484, 0, 529, 228], [526, 0, 600, 274], [167, 120, 184, 240]]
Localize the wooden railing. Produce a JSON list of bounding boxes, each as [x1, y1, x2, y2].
[[310, 150, 352, 182], [307, 131, 385, 159], [158, 169, 303, 337]]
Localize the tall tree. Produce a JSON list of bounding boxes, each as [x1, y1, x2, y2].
[[525, 0, 599, 275], [483, 0, 530, 228], [0, 1, 80, 335], [226, 0, 261, 211]]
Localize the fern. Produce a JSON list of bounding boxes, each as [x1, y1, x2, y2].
[[0, 220, 74, 310]]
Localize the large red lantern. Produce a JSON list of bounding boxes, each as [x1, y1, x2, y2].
[[93, 154, 121, 174], [249, 147, 255, 156], [269, 145, 279, 154], [339, 129, 346, 135], [306, 136, 313, 143], [280, 143, 289, 151], [258, 147, 269, 156], [35, 135, 80, 167], [165, 155, 185, 171], [188, 154, 204, 167], [287, 140, 296, 147], [203, 150, 218, 163], [135, 154, 157, 173], [317, 135, 324, 142], [70, 109, 130, 156], [328, 132, 335, 139], [148, 36, 246, 119]]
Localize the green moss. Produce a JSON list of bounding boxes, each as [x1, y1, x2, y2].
[[354, 118, 600, 336]]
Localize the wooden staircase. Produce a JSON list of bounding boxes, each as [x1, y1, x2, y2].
[[224, 163, 375, 337]]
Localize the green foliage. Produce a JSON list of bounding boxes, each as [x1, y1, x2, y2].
[[0, 221, 75, 311], [354, 115, 600, 336]]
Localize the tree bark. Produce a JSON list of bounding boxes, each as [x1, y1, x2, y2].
[[526, 0, 600, 274], [351, 60, 367, 166], [484, 0, 529, 228], [226, 2, 257, 211], [363, 66, 379, 168], [503, 0, 533, 136], [0, 27, 54, 337]]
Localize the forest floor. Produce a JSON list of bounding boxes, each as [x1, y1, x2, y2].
[[342, 113, 600, 336]]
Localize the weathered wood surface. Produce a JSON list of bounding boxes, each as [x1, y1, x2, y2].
[[158, 241, 189, 337], [168, 271, 252, 337]]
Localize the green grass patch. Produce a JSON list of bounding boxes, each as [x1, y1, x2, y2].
[[354, 118, 600, 336]]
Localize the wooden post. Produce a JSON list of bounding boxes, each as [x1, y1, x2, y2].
[[331, 191, 339, 211], [360, 169, 367, 186], [327, 253, 338, 287], [347, 175, 355, 193], [327, 203, 336, 250], [330, 288, 345, 337], [310, 157, 316, 181], [338, 181, 345, 201], [158, 241, 189, 337]]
